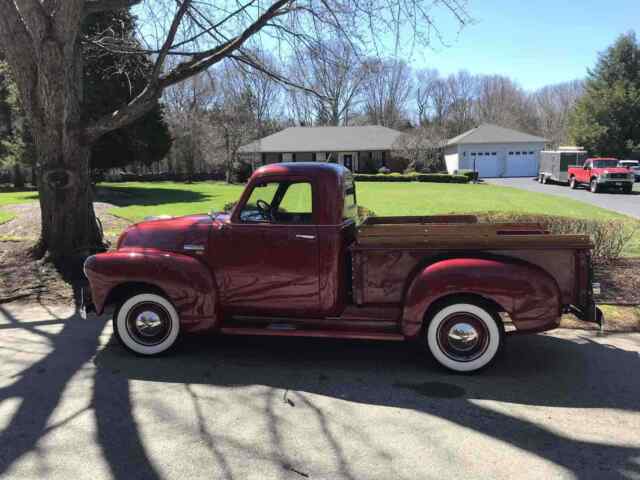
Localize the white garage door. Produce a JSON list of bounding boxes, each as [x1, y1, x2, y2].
[[469, 152, 500, 178], [505, 150, 538, 177]]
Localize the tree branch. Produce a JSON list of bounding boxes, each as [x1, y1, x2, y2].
[[85, 0, 293, 143], [151, 0, 192, 81]]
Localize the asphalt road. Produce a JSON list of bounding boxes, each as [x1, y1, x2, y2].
[[486, 177, 640, 219], [1, 303, 640, 480]]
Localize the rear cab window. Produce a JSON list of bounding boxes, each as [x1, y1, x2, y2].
[[343, 172, 357, 223]]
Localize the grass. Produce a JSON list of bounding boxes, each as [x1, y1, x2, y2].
[[0, 189, 38, 207], [96, 180, 633, 223], [0, 212, 15, 225]]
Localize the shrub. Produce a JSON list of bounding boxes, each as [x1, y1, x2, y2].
[[353, 173, 469, 183], [456, 169, 479, 182], [479, 212, 638, 262], [378, 166, 391, 174]]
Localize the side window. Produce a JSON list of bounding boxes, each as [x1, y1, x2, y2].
[[239, 181, 313, 224]]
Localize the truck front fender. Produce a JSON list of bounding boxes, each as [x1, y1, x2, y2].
[[84, 248, 218, 332], [402, 257, 562, 339]]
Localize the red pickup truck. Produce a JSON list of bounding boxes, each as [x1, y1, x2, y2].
[[568, 157, 634, 193], [84, 163, 602, 372]]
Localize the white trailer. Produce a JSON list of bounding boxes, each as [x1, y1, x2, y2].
[[538, 147, 588, 184]]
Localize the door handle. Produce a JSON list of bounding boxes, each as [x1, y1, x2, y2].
[[295, 234, 316, 240]]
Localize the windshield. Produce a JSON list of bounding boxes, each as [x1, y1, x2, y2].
[[593, 159, 620, 168]]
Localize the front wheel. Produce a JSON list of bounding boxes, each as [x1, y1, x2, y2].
[[624, 185, 633, 194], [426, 301, 503, 372], [590, 179, 600, 193], [114, 293, 180, 355], [569, 177, 577, 189]]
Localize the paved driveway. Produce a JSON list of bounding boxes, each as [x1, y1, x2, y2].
[[1, 303, 640, 479], [486, 177, 640, 219]]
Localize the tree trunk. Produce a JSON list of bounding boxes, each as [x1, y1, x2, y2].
[[31, 37, 103, 260], [36, 136, 102, 259], [13, 162, 24, 189]]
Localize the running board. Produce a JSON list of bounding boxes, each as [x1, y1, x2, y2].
[[219, 327, 405, 341]]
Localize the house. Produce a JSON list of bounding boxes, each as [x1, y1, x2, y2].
[[238, 126, 404, 173], [444, 124, 547, 178]]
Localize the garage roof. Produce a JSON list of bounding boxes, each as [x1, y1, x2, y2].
[[447, 123, 547, 146], [238, 126, 404, 153]]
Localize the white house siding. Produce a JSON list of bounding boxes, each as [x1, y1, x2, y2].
[[454, 142, 545, 178], [444, 145, 460, 173]]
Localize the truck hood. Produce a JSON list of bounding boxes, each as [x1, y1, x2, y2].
[[118, 214, 213, 252]]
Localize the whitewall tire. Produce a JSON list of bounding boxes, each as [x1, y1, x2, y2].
[[426, 302, 502, 372], [115, 293, 180, 355]]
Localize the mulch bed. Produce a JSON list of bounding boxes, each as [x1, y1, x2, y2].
[[593, 258, 640, 305]]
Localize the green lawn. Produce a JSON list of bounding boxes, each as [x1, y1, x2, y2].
[[97, 181, 631, 222], [0, 189, 38, 224]]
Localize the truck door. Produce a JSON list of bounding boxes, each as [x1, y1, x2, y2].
[[218, 177, 320, 315]]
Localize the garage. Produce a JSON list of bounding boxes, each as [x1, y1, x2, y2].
[[445, 124, 546, 179], [469, 152, 500, 177], [505, 150, 539, 177]]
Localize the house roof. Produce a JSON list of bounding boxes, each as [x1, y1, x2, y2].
[[238, 126, 404, 153], [447, 123, 547, 146]]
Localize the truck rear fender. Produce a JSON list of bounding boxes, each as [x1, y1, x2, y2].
[[84, 249, 219, 332], [401, 256, 562, 339]]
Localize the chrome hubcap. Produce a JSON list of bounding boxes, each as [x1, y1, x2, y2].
[[126, 302, 172, 346], [135, 311, 163, 337], [447, 322, 480, 351]]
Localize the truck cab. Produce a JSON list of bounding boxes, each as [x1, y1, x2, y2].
[[568, 157, 634, 193], [85, 163, 602, 372]]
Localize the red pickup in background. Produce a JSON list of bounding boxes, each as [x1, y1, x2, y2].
[[568, 157, 634, 193]]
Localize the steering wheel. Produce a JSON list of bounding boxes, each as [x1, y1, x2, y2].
[[256, 199, 273, 221]]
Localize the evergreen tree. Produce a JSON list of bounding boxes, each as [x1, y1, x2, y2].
[[569, 32, 640, 157]]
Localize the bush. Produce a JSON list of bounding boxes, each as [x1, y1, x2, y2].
[[378, 166, 391, 174], [456, 169, 479, 182], [479, 212, 638, 262], [353, 173, 469, 183]]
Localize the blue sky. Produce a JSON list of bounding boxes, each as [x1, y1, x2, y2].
[[411, 0, 639, 91]]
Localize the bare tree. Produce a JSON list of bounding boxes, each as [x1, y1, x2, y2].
[[0, 0, 470, 259], [393, 124, 447, 171], [287, 39, 367, 126], [473, 75, 538, 133], [362, 58, 413, 128], [532, 80, 584, 147]]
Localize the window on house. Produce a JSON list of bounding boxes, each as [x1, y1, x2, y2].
[[529, 151, 534, 155], [491, 152, 497, 156], [471, 152, 476, 156], [509, 152, 514, 155]]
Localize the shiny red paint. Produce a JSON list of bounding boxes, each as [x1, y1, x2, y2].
[[84, 162, 599, 341]]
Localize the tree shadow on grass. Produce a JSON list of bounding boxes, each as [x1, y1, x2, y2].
[[94, 332, 640, 479], [95, 185, 214, 208]]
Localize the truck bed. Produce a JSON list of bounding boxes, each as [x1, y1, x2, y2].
[[352, 215, 592, 307]]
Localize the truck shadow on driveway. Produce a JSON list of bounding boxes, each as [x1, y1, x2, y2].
[[94, 331, 640, 479]]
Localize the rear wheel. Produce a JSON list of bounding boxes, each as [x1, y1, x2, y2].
[[538, 174, 543, 183], [114, 293, 180, 356], [590, 179, 600, 193], [542, 175, 548, 184], [569, 176, 577, 189], [425, 300, 503, 372], [624, 185, 633, 194]]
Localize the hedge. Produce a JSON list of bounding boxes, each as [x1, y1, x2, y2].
[[353, 173, 469, 183]]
